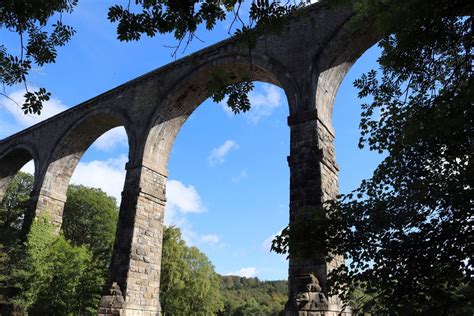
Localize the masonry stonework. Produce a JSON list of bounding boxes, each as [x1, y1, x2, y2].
[[0, 2, 381, 315]]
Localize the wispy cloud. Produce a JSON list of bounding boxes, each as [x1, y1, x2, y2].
[[232, 169, 248, 183], [93, 127, 128, 151], [246, 85, 282, 124], [219, 84, 282, 125], [165, 179, 206, 217], [198, 234, 220, 245], [226, 267, 258, 278], [208, 140, 239, 166], [0, 88, 68, 130], [70, 154, 128, 203]]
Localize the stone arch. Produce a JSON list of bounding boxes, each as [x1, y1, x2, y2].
[[142, 52, 297, 175], [0, 143, 39, 202], [310, 17, 382, 126], [36, 107, 134, 225]]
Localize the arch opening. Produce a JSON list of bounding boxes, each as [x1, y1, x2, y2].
[[0, 148, 36, 243], [0, 147, 37, 200], [143, 57, 297, 175], [31, 116, 130, 314], [149, 77, 291, 313], [332, 44, 385, 196], [40, 110, 132, 204]]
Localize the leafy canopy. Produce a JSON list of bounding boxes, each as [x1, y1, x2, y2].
[[160, 226, 224, 315], [1, 0, 307, 115], [1, 216, 103, 315], [62, 185, 118, 266], [272, 0, 473, 314], [0, 171, 33, 243], [0, 0, 77, 114], [0, 178, 118, 315]]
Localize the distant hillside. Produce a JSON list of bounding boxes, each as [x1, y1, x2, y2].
[[218, 275, 287, 316]]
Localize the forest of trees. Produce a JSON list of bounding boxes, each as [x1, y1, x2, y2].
[[219, 275, 287, 316], [0, 172, 288, 315]]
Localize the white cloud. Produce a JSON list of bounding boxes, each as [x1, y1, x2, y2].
[[166, 179, 206, 216], [21, 154, 128, 204], [175, 223, 222, 248], [20, 161, 35, 175], [0, 88, 68, 129], [163, 180, 224, 248], [199, 234, 220, 245], [246, 85, 282, 124], [208, 140, 239, 165], [70, 154, 128, 203], [23, 155, 215, 248], [93, 127, 128, 151], [227, 267, 258, 278], [164, 179, 205, 243], [219, 84, 282, 125], [232, 169, 248, 182]]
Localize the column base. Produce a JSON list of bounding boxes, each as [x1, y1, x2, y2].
[[98, 282, 161, 316], [285, 273, 350, 316], [98, 301, 161, 316], [286, 311, 351, 316], [98, 306, 160, 316]]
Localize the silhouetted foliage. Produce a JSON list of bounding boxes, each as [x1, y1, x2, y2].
[[272, 0, 474, 314], [0, 0, 77, 114], [1, 0, 307, 115]]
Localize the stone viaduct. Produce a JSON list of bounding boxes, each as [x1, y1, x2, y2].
[[0, 2, 380, 315]]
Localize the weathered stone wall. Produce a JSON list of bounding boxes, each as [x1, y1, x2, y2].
[[99, 165, 166, 315], [0, 2, 382, 315], [286, 111, 348, 314]]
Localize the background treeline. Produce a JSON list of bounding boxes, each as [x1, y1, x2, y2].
[[219, 275, 286, 316], [0, 172, 287, 315]]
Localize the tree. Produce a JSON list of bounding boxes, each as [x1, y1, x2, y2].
[[0, 171, 33, 243], [160, 226, 223, 315], [272, 0, 473, 314], [0, 175, 225, 314], [0, 0, 77, 114], [0, 180, 116, 315], [218, 275, 287, 315], [1, 0, 305, 115], [62, 185, 118, 267], [2, 215, 103, 315]]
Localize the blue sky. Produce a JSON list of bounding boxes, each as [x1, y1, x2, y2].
[[0, 1, 383, 280]]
